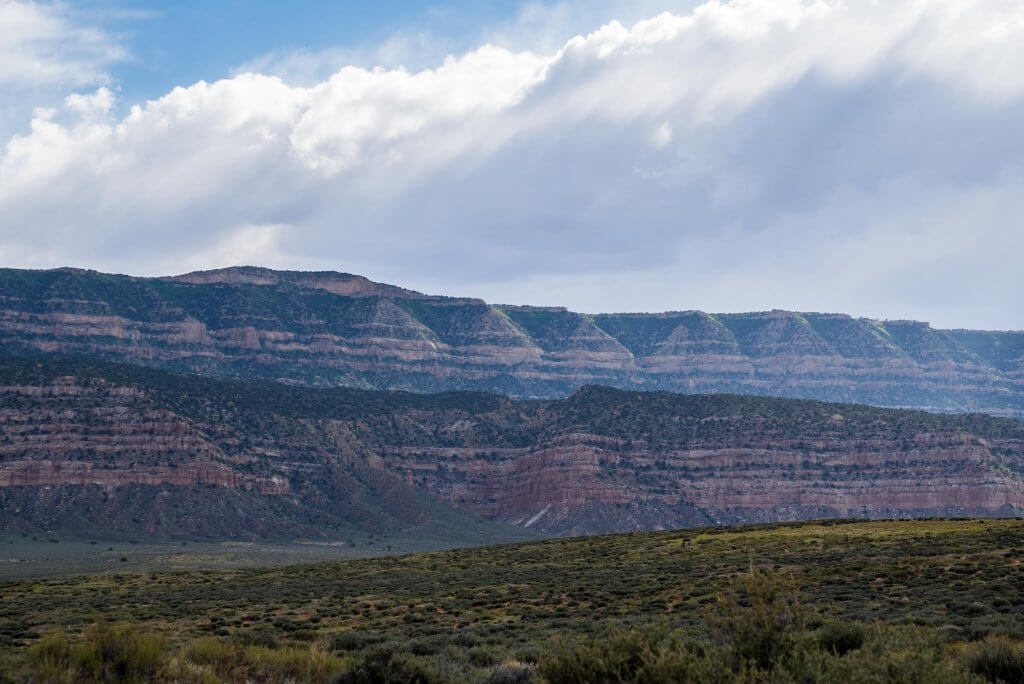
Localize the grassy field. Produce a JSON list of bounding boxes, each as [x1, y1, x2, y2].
[[0, 529, 513, 581], [1, 518, 1023, 682]]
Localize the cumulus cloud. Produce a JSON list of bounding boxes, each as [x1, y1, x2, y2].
[[1, 0, 1023, 329], [0, 0, 124, 137]]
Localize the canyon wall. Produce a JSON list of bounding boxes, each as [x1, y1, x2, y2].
[[2, 359, 1021, 538], [0, 360, 526, 542], [1, 266, 1022, 416]]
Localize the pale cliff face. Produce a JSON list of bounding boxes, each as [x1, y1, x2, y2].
[[1, 267, 1022, 416]]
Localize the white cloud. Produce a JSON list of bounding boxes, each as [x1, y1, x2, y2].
[[288, 46, 548, 174], [0, 0, 123, 87], [64, 86, 114, 116], [180, 223, 292, 274], [231, 33, 455, 87], [0, 0, 124, 138], [2, 0, 1024, 329]]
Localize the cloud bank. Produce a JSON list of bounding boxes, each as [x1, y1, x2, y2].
[[2, 0, 1023, 329]]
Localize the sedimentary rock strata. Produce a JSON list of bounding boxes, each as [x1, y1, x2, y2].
[[2, 360, 1021, 538], [0, 266, 1021, 416]]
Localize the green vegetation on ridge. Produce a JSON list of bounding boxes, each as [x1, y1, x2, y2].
[[4, 356, 1022, 442], [2, 266, 1023, 414]]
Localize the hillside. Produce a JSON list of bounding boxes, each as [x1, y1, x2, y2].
[[1, 267, 1022, 416], [2, 357, 1022, 539], [0, 357, 538, 546], [2, 519, 1022, 681]]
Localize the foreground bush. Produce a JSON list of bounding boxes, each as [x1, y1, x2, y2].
[[965, 637, 1024, 683], [331, 643, 439, 683], [27, 623, 167, 683], [540, 569, 987, 684], [23, 625, 348, 683], [13, 567, 1023, 683], [706, 566, 806, 670], [242, 644, 345, 681], [817, 620, 866, 656], [539, 625, 723, 684], [488, 659, 536, 684], [540, 622, 981, 684]]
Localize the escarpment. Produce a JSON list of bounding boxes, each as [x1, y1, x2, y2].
[[0, 361, 530, 541], [2, 359, 1021, 539], [1, 267, 1021, 416]]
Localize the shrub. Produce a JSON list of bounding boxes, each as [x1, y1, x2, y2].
[[805, 624, 977, 684], [333, 644, 439, 683], [468, 646, 499, 667], [84, 623, 167, 681], [705, 566, 805, 671], [187, 636, 239, 668], [488, 659, 536, 684], [159, 655, 222, 684], [538, 624, 719, 684], [330, 630, 370, 652], [26, 632, 74, 682], [450, 631, 479, 648], [409, 637, 445, 656], [965, 637, 1024, 683], [28, 623, 167, 683], [514, 644, 541, 664], [817, 620, 866, 656], [243, 644, 346, 683], [233, 627, 280, 649]]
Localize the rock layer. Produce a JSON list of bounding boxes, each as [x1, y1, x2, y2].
[[0, 267, 1022, 416], [1, 359, 1021, 538], [0, 360, 531, 541]]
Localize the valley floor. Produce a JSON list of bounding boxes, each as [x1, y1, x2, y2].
[[1, 518, 1022, 682], [0, 530, 515, 581]]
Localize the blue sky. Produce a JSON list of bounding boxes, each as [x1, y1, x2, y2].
[[64, 1, 692, 106], [1, 1, 1023, 329], [69, 1, 524, 102]]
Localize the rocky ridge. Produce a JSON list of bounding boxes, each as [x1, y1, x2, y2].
[[0, 266, 1022, 416], [0, 360, 534, 543], [2, 359, 1021, 538]]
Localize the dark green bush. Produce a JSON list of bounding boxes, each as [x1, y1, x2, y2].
[[806, 623, 973, 682], [333, 644, 439, 684], [330, 630, 370, 652], [817, 620, 866, 655], [233, 626, 280, 649], [706, 567, 805, 670], [409, 637, 444, 656], [469, 645, 500, 667], [538, 625, 719, 684], [966, 637, 1024, 683]]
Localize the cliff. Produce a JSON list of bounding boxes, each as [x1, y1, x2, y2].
[[2, 359, 1021, 538], [0, 358, 536, 543], [0, 267, 1021, 416]]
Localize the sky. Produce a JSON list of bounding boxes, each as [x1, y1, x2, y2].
[[1, 1, 1022, 330]]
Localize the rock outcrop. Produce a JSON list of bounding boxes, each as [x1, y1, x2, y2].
[[2, 359, 1021, 538], [0, 267, 1021, 416], [0, 360, 532, 542]]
